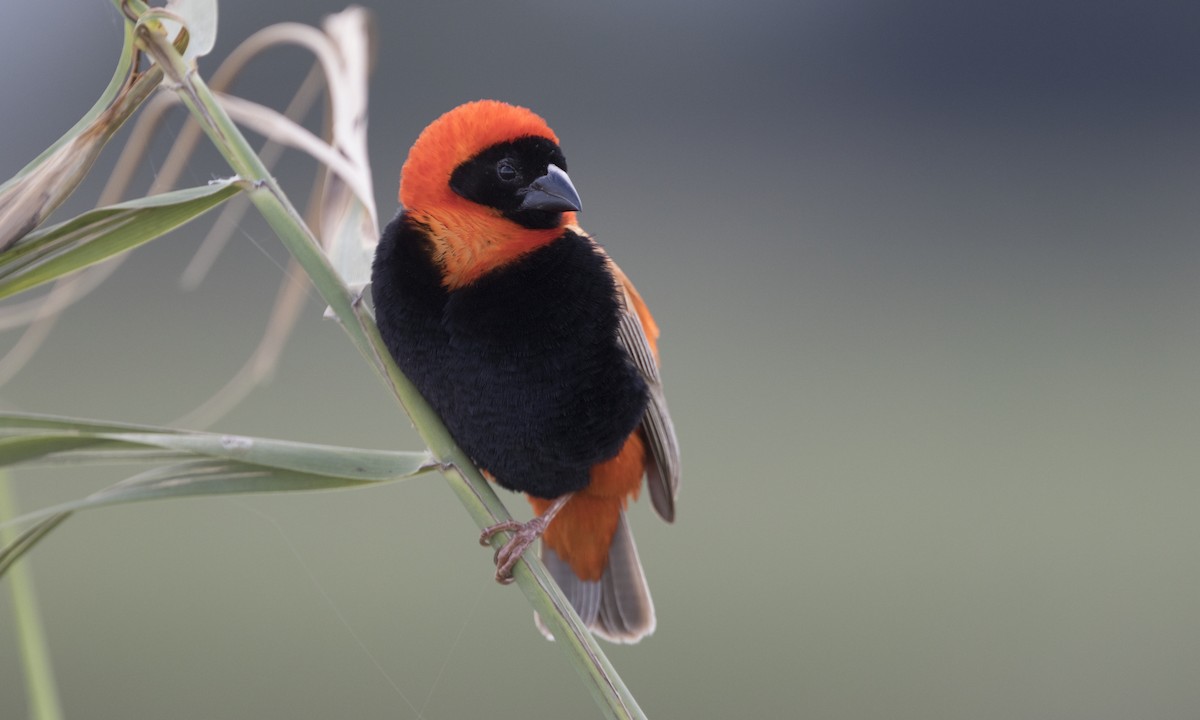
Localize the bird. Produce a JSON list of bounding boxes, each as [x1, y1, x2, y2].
[[370, 100, 679, 643]]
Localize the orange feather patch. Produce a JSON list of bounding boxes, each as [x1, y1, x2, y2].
[[529, 431, 647, 581]]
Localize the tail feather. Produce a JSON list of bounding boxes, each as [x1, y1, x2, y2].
[[535, 511, 655, 643], [594, 511, 655, 643], [540, 546, 601, 630]]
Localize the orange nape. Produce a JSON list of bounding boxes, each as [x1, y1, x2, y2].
[[528, 431, 647, 581]]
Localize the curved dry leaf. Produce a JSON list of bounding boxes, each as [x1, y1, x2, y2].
[[163, 0, 219, 61], [316, 7, 378, 294], [0, 25, 162, 251], [216, 94, 372, 214]]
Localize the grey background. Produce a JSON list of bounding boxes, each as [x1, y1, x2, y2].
[[2, 1, 1199, 718]]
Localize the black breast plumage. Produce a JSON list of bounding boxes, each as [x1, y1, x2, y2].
[[371, 214, 649, 498]]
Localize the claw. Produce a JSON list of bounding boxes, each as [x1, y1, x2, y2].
[[498, 517, 547, 581], [479, 520, 523, 547], [477, 493, 573, 584]]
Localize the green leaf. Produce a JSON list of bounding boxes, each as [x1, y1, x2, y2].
[[101, 433, 428, 480], [2, 461, 377, 572], [17, 460, 384, 525], [0, 413, 188, 434], [0, 412, 438, 576], [0, 436, 139, 467], [0, 461, 408, 572], [0, 181, 243, 301], [0, 413, 435, 482]]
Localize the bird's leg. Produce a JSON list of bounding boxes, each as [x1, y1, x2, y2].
[[479, 493, 573, 585]]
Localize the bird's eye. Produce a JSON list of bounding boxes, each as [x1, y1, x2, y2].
[[496, 160, 518, 182]]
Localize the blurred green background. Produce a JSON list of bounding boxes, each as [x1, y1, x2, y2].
[[3, 1, 1199, 718]]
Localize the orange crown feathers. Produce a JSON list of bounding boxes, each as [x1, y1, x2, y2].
[[399, 100, 559, 211]]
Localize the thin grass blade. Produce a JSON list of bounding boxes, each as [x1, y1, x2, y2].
[[0, 473, 65, 720], [0, 436, 140, 467], [96, 432, 434, 481], [0, 458, 418, 578], [0, 512, 72, 582], [0, 413, 190, 435], [0, 460, 403, 535], [0, 413, 436, 481]]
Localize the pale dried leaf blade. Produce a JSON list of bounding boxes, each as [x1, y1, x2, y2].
[[0, 24, 135, 196], [180, 11, 379, 296], [0, 180, 243, 301], [0, 24, 161, 251], [216, 91, 376, 292], [163, 0, 218, 61], [321, 5, 377, 220], [180, 64, 326, 291], [0, 141, 97, 250], [217, 94, 373, 208], [321, 188, 377, 294], [319, 7, 378, 291]]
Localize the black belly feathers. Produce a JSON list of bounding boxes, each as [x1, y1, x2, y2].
[[371, 214, 649, 499]]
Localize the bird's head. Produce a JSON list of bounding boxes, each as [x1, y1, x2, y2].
[[399, 100, 582, 287]]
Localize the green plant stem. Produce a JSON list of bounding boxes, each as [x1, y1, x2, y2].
[[0, 473, 65, 720], [132, 10, 645, 720]]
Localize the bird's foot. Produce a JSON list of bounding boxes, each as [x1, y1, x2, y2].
[[477, 493, 573, 585], [479, 516, 552, 585]]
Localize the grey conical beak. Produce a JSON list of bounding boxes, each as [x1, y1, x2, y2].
[[517, 164, 582, 213]]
